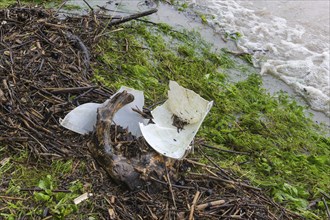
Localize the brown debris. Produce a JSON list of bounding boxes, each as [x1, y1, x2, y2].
[[0, 6, 303, 220], [89, 90, 173, 190], [172, 114, 189, 132]]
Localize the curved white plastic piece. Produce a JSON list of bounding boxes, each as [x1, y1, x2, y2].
[[60, 86, 145, 136], [140, 81, 213, 159], [59, 102, 101, 135], [112, 86, 145, 137]]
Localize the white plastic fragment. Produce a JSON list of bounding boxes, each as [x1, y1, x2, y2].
[[60, 86, 145, 137], [111, 86, 145, 137], [73, 192, 93, 205], [139, 81, 213, 159], [59, 102, 101, 135], [60, 82, 213, 160]]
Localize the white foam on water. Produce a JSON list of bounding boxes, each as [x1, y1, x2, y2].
[[187, 0, 330, 117]]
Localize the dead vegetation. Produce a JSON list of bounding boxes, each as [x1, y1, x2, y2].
[[0, 6, 303, 219]]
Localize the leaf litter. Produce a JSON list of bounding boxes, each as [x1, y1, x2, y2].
[[0, 5, 303, 219]]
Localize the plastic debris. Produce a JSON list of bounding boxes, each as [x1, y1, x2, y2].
[[61, 81, 212, 159], [73, 192, 93, 205], [60, 86, 145, 137], [139, 81, 213, 159]]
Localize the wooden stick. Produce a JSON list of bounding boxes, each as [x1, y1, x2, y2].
[[82, 0, 94, 12], [20, 188, 71, 193], [0, 195, 26, 200], [165, 160, 177, 208], [201, 143, 250, 155], [198, 148, 238, 181], [55, 0, 69, 14], [44, 86, 97, 94], [108, 9, 158, 27], [322, 197, 330, 220], [321, 192, 330, 201], [189, 191, 201, 220], [0, 136, 29, 142], [196, 199, 226, 210]]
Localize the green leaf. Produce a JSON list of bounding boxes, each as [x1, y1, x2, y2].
[[34, 192, 51, 202]]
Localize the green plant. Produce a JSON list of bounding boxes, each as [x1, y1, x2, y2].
[[225, 31, 243, 41], [199, 14, 207, 24], [0, 151, 84, 219], [33, 175, 82, 219]]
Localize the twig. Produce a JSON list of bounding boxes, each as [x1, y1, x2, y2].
[[149, 177, 198, 190], [198, 147, 238, 181], [322, 197, 330, 220], [184, 158, 219, 170], [44, 86, 97, 94], [0, 195, 26, 200], [201, 143, 250, 155], [225, 50, 251, 56], [0, 136, 29, 142], [196, 199, 226, 210], [55, 0, 69, 14], [82, 0, 94, 12], [165, 158, 177, 209], [66, 32, 90, 77], [189, 191, 200, 220], [321, 192, 330, 201], [20, 188, 72, 193], [136, 18, 159, 25], [108, 9, 158, 27], [71, 87, 95, 103]]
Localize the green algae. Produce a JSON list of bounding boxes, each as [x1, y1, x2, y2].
[[93, 21, 330, 219], [0, 148, 84, 219]]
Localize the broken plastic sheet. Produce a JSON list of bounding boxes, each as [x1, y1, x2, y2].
[[60, 81, 213, 159], [59, 86, 145, 137], [139, 81, 213, 159]]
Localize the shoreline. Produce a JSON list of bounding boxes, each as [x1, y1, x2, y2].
[[149, 2, 330, 130], [62, 0, 329, 130]]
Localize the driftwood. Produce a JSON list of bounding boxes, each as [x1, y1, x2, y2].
[[108, 8, 158, 27], [89, 91, 173, 190]]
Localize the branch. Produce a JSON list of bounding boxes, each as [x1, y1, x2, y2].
[[108, 8, 158, 27]]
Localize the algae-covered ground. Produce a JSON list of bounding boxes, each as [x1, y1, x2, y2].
[[92, 21, 330, 219], [0, 1, 329, 219]]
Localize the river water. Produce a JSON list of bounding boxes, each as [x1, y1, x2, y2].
[[185, 0, 330, 123], [67, 0, 330, 127]]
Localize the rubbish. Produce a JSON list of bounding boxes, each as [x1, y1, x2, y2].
[[60, 86, 145, 137], [73, 192, 93, 205], [61, 81, 212, 159], [140, 81, 213, 159], [60, 102, 101, 135], [108, 208, 116, 219]]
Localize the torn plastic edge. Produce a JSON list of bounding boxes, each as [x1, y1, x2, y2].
[[59, 86, 145, 137], [60, 81, 213, 160], [139, 81, 213, 159]]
